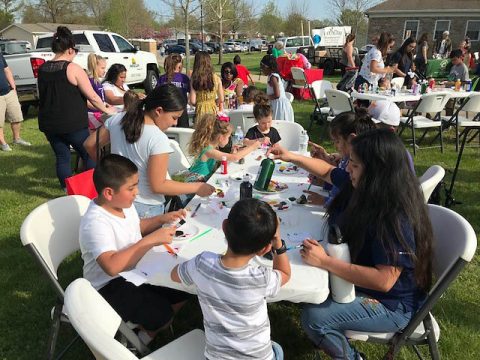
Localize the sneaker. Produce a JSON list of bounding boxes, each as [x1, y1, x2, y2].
[[1, 143, 12, 151], [13, 138, 31, 146]]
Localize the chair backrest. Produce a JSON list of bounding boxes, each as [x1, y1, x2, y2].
[[429, 204, 477, 277], [419, 165, 445, 203], [20, 195, 91, 293], [460, 92, 480, 113], [311, 80, 333, 100], [229, 109, 255, 132], [168, 139, 191, 175], [285, 91, 294, 103], [416, 93, 449, 114], [385, 204, 477, 344], [165, 128, 194, 157], [325, 89, 354, 115], [390, 77, 405, 89], [290, 66, 308, 88], [272, 120, 304, 150], [65, 278, 138, 360]]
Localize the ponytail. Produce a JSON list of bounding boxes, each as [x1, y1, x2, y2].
[[253, 92, 272, 120], [121, 84, 186, 143]]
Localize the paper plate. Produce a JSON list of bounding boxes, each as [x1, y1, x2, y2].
[[173, 223, 199, 242], [276, 162, 299, 175], [254, 181, 288, 195]]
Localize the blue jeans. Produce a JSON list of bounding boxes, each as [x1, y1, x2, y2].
[[272, 341, 284, 360], [301, 294, 411, 360], [44, 128, 95, 188]]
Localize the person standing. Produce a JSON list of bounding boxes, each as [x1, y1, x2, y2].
[[38, 26, 115, 189], [435, 31, 452, 59], [392, 37, 417, 88], [158, 53, 190, 127], [233, 55, 255, 87], [0, 52, 31, 151], [415, 33, 429, 77]]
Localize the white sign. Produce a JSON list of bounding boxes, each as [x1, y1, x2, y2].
[[312, 26, 352, 47]]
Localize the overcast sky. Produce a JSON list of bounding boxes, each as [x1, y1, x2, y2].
[[144, 0, 335, 21]]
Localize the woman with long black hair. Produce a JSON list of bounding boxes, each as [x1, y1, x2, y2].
[[84, 83, 214, 218], [268, 129, 433, 359], [392, 37, 417, 88]]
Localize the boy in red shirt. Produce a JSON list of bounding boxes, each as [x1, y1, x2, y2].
[[234, 55, 255, 87]]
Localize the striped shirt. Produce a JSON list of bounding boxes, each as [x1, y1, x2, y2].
[[178, 251, 281, 360]]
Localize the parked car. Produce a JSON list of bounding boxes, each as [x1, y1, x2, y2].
[[276, 36, 313, 54], [234, 41, 248, 52], [165, 44, 193, 56], [223, 42, 235, 53], [225, 41, 241, 52], [249, 39, 268, 52], [189, 42, 213, 54], [162, 39, 178, 50], [206, 41, 220, 52]]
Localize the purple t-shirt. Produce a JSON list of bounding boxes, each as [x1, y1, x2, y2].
[[89, 78, 105, 102], [158, 73, 190, 100]]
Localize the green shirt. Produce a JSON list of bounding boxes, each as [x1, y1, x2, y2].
[[189, 146, 217, 177]]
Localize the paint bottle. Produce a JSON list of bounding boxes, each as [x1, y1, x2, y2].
[[221, 156, 228, 174]]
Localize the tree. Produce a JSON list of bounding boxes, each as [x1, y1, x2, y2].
[[257, 1, 283, 38], [21, 0, 94, 24], [161, 0, 199, 72], [338, 8, 367, 36], [103, 0, 157, 38], [282, 1, 309, 37], [203, 0, 229, 64], [0, 0, 18, 29], [83, 0, 109, 25]]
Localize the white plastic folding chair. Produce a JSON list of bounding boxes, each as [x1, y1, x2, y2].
[[398, 92, 450, 155], [419, 165, 445, 203], [229, 109, 256, 133], [20, 195, 149, 359], [390, 77, 405, 89], [285, 91, 294, 103], [324, 89, 355, 121], [345, 204, 477, 360], [65, 278, 206, 360], [164, 127, 194, 158], [272, 120, 304, 151], [168, 139, 191, 175], [309, 80, 334, 131], [440, 92, 480, 151], [20, 196, 92, 359]]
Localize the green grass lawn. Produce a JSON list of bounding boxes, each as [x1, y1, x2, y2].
[[0, 87, 479, 359]]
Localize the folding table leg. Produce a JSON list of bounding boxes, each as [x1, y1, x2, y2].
[[445, 128, 472, 207]]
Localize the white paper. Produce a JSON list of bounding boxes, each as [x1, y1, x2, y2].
[[119, 269, 147, 286], [285, 231, 312, 246]]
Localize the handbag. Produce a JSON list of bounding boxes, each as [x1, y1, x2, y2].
[[65, 169, 97, 199]]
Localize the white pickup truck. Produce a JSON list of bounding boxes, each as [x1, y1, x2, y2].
[[5, 30, 160, 114]]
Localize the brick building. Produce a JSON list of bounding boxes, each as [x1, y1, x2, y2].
[[366, 0, 480, 54]]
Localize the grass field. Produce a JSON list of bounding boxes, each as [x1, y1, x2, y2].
[[0, 60, 479, 359]]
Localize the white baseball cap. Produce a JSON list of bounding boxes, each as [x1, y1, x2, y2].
[[443, 30, 449, 36], [368, 100, 401, 127]]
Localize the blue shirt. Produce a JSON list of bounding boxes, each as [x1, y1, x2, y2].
[[0, 54, 11, 95], [328, 167, 426, 312]]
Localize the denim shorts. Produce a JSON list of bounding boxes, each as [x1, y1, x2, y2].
[[133, 201, 165, 219]]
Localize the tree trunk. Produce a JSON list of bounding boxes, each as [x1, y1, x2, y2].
[[218, 0, 223, 65]]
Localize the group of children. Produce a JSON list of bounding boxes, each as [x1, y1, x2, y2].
[[80, 153, 291, 358]]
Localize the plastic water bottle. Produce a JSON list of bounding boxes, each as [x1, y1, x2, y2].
[[240, 174, 253, 199], [298, 130, 309, 154], [234, 126, 244, 146], [326, 224, 356, 303]]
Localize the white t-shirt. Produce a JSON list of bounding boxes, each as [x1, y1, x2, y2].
[[178, 252, 281, 360], [105, 112, 172, 205], [79, 201, 142, 290], [102, 81, 130, 110], [359, 46, 385, 85]]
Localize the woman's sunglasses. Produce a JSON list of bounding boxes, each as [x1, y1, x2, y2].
[[72, 47, 79, 54], [224, 70, 232, 74]]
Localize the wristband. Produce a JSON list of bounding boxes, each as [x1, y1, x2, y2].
[[273, 239, 287, 255]]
